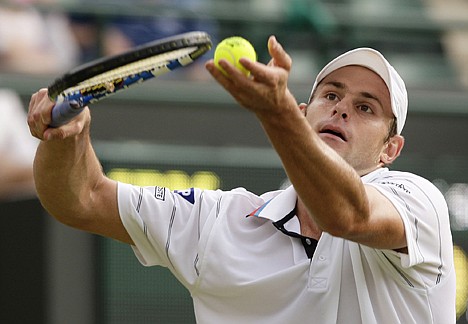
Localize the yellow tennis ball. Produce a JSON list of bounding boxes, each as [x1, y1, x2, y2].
[[214, 36, 257, 76]]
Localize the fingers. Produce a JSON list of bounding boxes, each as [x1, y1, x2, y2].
[[207, 58, 252, 79], [205, 36, 295, 116], [28, 88, 53, 140], [267, 35, 292, 72], [28, 88, 89, 141], [42, 110, 90, 141], [238, 36, 291, 84], [206, 57, 275, 90], [206, 59, 234, 84], [206, 35, 291, 84]]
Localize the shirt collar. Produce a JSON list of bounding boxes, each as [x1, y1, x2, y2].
[[361, 167, 388, 183], [248, 167, 386, 221], [248, 185, 297, 222]]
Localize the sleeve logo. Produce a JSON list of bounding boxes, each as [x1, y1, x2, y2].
[[380, 181, 411, 194], [155, 186, 166, 201], [174, 188, 195, 204]]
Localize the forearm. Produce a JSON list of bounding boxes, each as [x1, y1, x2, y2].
[[28, 90, 128, 242], [258, 108, 369, 235], [33, 125, 105, 228], [205, 34, 369, 233]]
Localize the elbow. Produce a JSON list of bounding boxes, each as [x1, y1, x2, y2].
[[46, 206, 92, 232], [54, 211, 90, 230], [37, 194, 94, 232]]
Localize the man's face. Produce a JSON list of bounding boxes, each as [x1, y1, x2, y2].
[[305, 65, 397, 175]]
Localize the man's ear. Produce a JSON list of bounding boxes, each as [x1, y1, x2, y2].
[[299, 103, 308, 115], [381, 135, 405, 165]]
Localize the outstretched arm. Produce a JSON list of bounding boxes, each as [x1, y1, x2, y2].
[[206, 36, 406, 250], [28, 89, 133, 244]]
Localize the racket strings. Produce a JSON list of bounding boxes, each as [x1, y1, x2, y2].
[[63, 47, 197, 95]]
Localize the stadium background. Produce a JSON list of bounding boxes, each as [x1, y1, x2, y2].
[[1, 0, 468, 323]]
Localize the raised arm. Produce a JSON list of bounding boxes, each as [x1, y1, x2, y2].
[[28, 89, 133, 244], [206, 36, 406, 250]]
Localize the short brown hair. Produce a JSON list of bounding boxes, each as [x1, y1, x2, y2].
[[384, 117, 398, 143]]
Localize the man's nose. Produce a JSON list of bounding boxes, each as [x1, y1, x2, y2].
[[333, 98, 351, 119]]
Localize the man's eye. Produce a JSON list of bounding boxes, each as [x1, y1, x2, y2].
[[359, 105, 373, 114], [326, 93, 337, 100]]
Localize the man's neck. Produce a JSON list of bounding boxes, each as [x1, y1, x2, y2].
[[296, 198, 322, 240]]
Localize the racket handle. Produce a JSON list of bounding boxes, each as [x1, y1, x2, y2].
[[50, 100, 84, 128]]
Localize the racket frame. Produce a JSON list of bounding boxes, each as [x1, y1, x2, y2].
[[48, 31, 212, 99], [47, 31, 212, 127]]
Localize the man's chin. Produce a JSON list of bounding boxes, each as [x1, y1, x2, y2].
[[319, 134, 347, 149]]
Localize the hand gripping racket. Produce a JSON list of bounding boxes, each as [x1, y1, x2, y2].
[[47, 31, 212, 127]]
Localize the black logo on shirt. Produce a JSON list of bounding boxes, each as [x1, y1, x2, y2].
[[155, 186, 166, 201], [380, 181, 411, 194]]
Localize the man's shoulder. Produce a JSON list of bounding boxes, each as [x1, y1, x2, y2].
[[365, 168, 445, 201], [365, 167, 432, 186]]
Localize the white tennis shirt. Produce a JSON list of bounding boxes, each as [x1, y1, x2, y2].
[[118, 167, 456, 323]]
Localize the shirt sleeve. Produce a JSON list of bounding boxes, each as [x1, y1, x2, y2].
[[117, 182, 221, 283], [367, 172, 452, 271]]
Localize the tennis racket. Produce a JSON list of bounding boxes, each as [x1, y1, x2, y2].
[[47, 31, 212, 127]]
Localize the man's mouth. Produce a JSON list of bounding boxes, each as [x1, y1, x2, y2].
[[319, 127, 347, 142]]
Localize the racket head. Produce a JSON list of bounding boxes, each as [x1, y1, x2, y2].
[[47, 31, 212, 101]]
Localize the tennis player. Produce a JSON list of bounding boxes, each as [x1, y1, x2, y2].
[[28, 35, 455, 323]]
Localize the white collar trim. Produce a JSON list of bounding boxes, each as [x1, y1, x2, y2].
[[248, 185, 297, 222]]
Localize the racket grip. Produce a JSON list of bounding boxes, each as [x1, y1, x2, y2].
[[50, 100, 84, 128]]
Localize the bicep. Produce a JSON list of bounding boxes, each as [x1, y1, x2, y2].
[[347, 185, 406, 250]]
